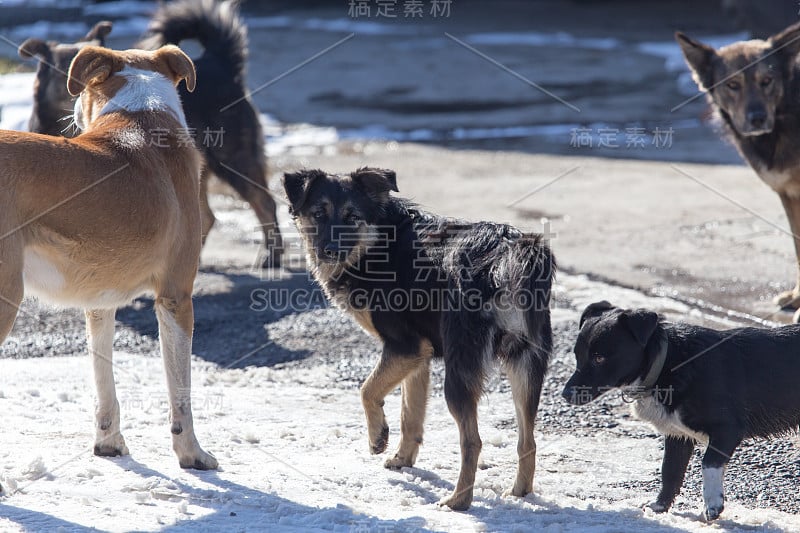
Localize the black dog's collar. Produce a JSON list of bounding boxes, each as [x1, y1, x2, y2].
[[623, 334, 668, 401]]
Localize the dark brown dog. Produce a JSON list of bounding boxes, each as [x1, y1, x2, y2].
[[284, 167, 555, 510], [677, 23, 800, 320]]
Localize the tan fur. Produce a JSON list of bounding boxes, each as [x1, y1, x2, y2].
[[0, 46, 215, 469], [384, 340, 433, 469]]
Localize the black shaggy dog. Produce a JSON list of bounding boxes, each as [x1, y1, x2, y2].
[[563, 301, 800, 521], [18, 0, 283, 267], [677, 23, 800, 320], [283, 167, 555, 511]]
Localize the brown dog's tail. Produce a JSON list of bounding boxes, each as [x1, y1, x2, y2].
[[138, 0, 247, 78]]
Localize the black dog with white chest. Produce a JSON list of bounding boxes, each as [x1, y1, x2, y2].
[[284, 167, 554, 511], [562, 301, 800, 521]]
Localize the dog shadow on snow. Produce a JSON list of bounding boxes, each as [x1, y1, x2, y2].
[[115, 268, 329, 368], [385, 469, 760, 533], [0, 456, 432, 532]]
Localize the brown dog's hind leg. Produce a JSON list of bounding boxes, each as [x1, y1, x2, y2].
[[361, 348, 422, 455], [155, 293, 217, 470], [87, 308, 129, 457], [775, 194, 800, 315], [0, 232, 23, 345], [385, 351, 431, 469]]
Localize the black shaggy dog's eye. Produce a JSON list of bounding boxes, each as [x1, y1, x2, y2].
[[760, 76, 773, 88], [726, 80, 741, 91], [592, 354, 606, 366], [312, 210, 326, 220], [344, 213, 362, 224]]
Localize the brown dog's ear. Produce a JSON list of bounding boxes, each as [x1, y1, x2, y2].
[[579, 300, 615, 328], [18, 38, 49, 60], [770, 21, 800, 61], [620, 309, 660, 347], [83, 21, 113, 44], [67, 46, 120, 96], [155, 45, 196, 92], [283, 169, 325, 214], [675, 31, 716, 90], [351, 167, 398, 202]]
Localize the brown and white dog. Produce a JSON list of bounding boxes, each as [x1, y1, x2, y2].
[[0, 45, 217, 470]]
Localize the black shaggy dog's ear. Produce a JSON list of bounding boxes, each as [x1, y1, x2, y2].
[[18, 38, 50, 60], [83, 21, 113, 45], [675, 31, 717, 90], [579, 300, 615, 327], [283, 169, 325, 214], [351, 167, 398, 202], [620, 309, 660, 347], [770, 21, 800, 65]]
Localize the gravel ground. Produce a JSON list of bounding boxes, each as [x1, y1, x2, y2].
[[3, 197, 798, 517]]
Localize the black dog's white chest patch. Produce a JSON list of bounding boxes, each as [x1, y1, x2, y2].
[[633, 397, 709, 444]]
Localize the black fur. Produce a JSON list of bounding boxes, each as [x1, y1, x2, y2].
[[563, 302, 800, 520], [285, 167, 555, 510]]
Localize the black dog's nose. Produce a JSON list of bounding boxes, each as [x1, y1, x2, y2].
[[747, 109, 767, 129], [323, 243, 339, 259]]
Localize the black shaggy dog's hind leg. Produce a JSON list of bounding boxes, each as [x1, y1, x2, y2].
[[503, 337, 548, 499], [439, 312, 493, 511]]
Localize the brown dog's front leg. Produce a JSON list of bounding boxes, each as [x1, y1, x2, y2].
[[775, 194, 800, 317]]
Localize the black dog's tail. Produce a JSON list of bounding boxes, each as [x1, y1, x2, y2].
[[139, 0, 247, 77], [507, 235, 556, 358]]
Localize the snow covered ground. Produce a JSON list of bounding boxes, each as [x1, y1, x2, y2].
[[1, 303, 798, 532]]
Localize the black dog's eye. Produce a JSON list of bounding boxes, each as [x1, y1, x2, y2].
[[760, 76, 773, 87], [312, 210, 326, 220], [726, 80, 741, 91], [344, 213, 362, 224], [592, 354, 606, 365]]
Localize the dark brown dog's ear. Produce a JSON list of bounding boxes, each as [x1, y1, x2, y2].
[[67, 46, 120, 96], [579, 300, 615, 328], [675, 31, 716, 90], [351, 167, 398, 202], [770, 21, 800, 61], [83, 21, 113, 44], [620, 309, 660, 347], [18, 38, 49, 60], [283, 169, 324, 214]]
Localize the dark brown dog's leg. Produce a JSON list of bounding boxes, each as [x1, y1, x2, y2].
[[505, 353, 545, 498], [385, 351, 431, 469], [208, 156, 283, 268], [361, 349, 421, 455], [775, 193, 800, 316]]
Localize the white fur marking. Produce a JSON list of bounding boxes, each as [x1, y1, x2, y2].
[[632, 396, 709, 444], [101, 67, 188, 128], [23, 249, 65, 294], [702, 466, 724, 515]]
